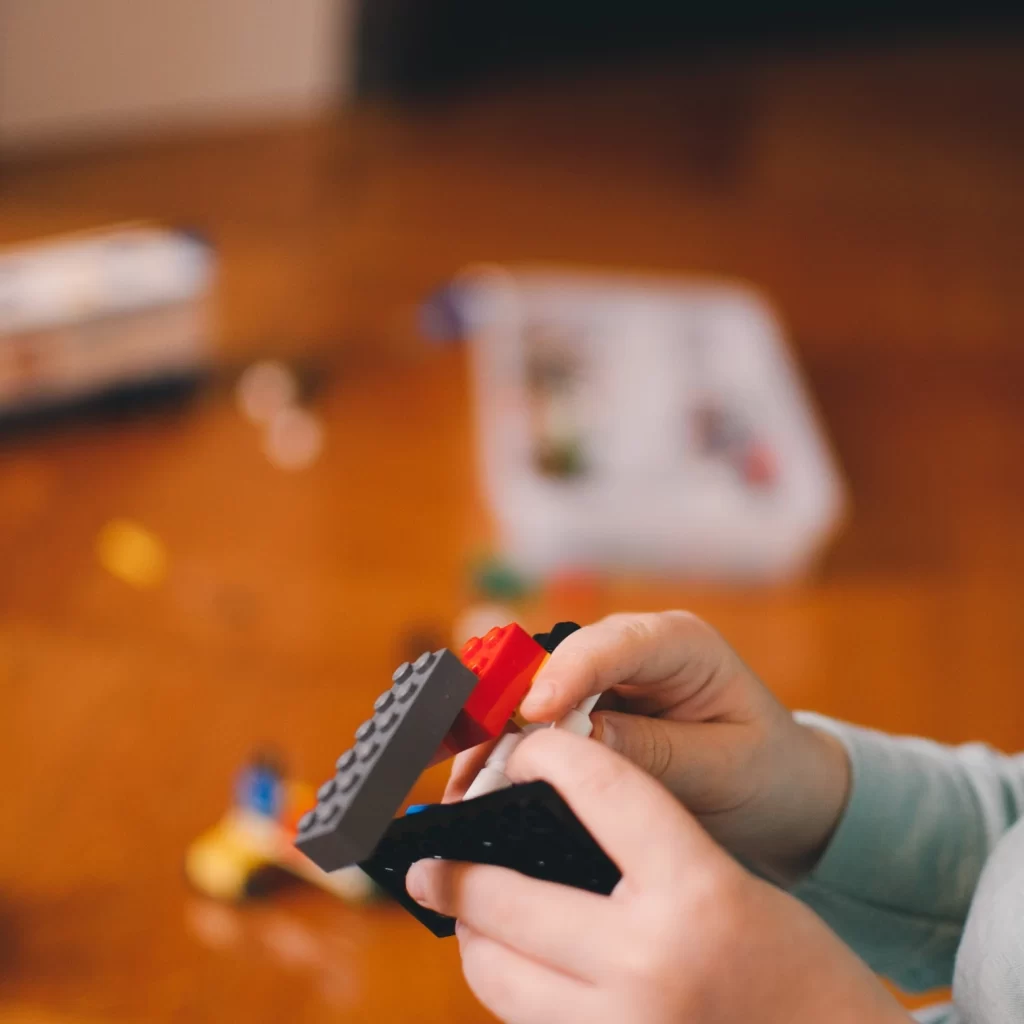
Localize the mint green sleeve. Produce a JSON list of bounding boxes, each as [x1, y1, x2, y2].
[[789, 713, 1024, 994]]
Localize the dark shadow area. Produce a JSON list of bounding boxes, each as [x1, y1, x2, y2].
[[352, 0, 1024, 100]]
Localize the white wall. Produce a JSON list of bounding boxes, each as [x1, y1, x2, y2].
[[0, 0, 355, 151]]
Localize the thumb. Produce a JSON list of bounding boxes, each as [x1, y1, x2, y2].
[[590, 711, 678, 779], [507, 727, 720, 884], [591, 711, 751, 813]]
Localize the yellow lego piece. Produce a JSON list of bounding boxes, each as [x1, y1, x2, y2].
[[96, 518, 167, 589]]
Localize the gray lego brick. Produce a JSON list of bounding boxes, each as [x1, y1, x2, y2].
[[294, 648, 479, 870]]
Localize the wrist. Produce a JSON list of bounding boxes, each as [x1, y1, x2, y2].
[[798, 725, 852, 869], [754, 719, 851, 886]]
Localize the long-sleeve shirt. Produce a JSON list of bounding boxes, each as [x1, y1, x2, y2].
[[790, 713, 1024, 1023]]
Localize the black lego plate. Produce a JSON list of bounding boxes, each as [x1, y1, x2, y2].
[[359, 779, 621, 937]]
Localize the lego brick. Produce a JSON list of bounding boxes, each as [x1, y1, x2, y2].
[[428, 732, 469, 768], [444, 624, 548, 754], [532, 621, 581, 654], [294, 649, 479, 870], [359, 780, 622, 937]]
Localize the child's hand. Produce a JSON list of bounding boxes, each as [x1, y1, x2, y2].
[[446, 612, 849, 884], [411, 730, 910, 1024]]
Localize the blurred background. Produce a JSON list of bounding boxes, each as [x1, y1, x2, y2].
[[2, 2, 1023, 1021]]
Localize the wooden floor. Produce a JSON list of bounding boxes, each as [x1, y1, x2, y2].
[[2, 32, 1023, 1023]]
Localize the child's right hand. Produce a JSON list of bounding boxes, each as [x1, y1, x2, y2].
[[445, 611, 851, 885]]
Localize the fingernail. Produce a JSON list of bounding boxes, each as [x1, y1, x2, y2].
[[406, 862, 429, 905], [524, 683, 552, 711]]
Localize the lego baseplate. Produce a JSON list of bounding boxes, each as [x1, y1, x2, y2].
[[359, 779, 622, 937]]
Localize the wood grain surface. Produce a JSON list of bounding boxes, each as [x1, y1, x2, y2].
[[1, 33, 1021, 1023]]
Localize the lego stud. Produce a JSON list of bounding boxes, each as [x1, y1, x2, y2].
[[319, 803, 340, 825], [298, 809, 317, 831], [318, 778, 337, 801], [395, 680, 419, 703], [340, 772, 361, 793], [336, 749, 356, 772], [356, 720, 376, 741], [414, 651, 437, 672], [392, 661, 413, 684], [374, 691, 395, 713], [357, 739, 380, 761], [462, 637, 482, 659]]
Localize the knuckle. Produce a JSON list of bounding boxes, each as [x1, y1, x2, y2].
[[627, 716, 674, 780], [684, 864, 748, 938], [598, 612, 658, 652], [664, 609, 720, 649], [620, 614, 660, 648], [614, 913, 681, 985]]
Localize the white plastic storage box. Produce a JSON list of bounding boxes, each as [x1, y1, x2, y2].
[[446, 264, 846, 583], [0, 224, 214, 418]]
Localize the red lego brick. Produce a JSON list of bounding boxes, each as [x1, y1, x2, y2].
[[439, 624, 548, 756]]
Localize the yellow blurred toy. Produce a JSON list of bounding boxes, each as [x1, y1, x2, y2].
[[186, 754, 378, 904]]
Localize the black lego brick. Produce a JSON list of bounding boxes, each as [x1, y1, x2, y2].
[[532, 621, 581, 654], [295, 648, 479, 870], [359, 780, 622, 937]]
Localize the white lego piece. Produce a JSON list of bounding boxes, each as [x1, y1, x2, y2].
[[463, 695, 601, 800], [552, 693, 601, 737], [462, 731, 525, 800]]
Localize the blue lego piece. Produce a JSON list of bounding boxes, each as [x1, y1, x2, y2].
[[236, 757, 282, 818], [405, 804, 431, 815]]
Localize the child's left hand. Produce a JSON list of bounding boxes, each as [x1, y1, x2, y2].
[[406, 728, 910, 1024]]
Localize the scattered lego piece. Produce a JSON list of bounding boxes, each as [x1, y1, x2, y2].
[[445, 624, 548, 753], [236, 754, 283, 818], [236, 360, 298, 425], [95, 518, 167, 589], [187, 755, 380, 904], [360, 780, 622, 937], [295, 649, 479, 870], [543, 571, 604, 629], [263, 406, 324, 471], [532, 621, 581, 653], [404, 804, 430, 816], [692, 401, 747, 456], [470, 555, 532, 602], [741, 442, 778, 489]]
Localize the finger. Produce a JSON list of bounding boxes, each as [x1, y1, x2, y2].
[[590, 712, 757, 813], [507, 727, 721, 883], [520, 611, 734, 721], [443, 720, 524, 802], [443, 739, 501, 803], [456, 922, 603, 1024], [406, 859, 615, 980]]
